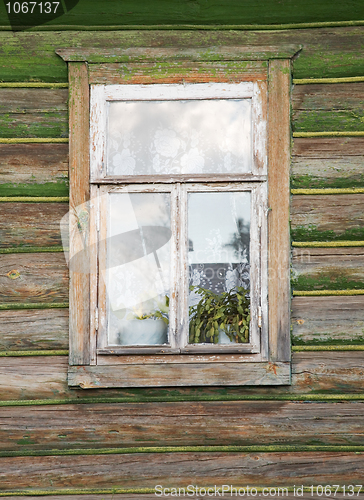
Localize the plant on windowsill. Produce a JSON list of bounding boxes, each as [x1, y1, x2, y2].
[[188, 286, 250, 344]]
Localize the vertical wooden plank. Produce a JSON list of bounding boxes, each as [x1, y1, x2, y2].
[[267, 59, 291, 363], [68, 62, 90, 365]]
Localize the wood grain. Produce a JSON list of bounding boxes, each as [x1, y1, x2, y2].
[[0, 451, 363, 490], [267, 59, 291, 362], [293, 137, 364, 158], [0, 203, 68, 249], [0, 352, 362, 400], [292, 83, 364, 133], [291, 194, 364, 238], [2, 27, 364, 81], [291, 247, 364, 290], [292, 296, 364, 345], [0, 309, 68, 350], [0, 143, 68, 194], [292, 83, 364, 111], [68, 62, 90, 366], [0, 253, 68, 304], [1, 401, 364, 452], [68, 362, 290, 388], [1, 496, 358, 500], [88, 61, 268, 84], [0, 88, 68, 138]]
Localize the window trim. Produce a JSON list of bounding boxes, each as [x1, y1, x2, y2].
[[57, 45, 299, 388]]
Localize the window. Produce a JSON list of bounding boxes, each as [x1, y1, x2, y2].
[[57, 46, 297, 388]]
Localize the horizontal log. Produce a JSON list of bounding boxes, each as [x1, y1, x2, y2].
[[291, 158, 364, 189], [0, 143, 68, 196], [0, 203, 68, 249], [292, 83, 364, 112], [0, 88, 68, 113], [291, 194, 364, 241], [0, 451, 363, 490], [291, 247, 364, 290], [292, 83, 364, 132], [0, 253, 68, 304], [0, 28, 364, 82], [1, 0, 364, 27], [293, 110, 364, 133], [293, 137, 364, 158], [2, 496, 357, 500], [292, 296, 364, 345], [1, 400, 364, 452], [0, 309, 68, 350], [0, 88, 69, 138], [0, 352, 363, 400], [89, 61, 268, 84]]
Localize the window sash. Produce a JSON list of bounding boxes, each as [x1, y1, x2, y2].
[[90, 82, 267, 183], [94, 181, 267, 356]]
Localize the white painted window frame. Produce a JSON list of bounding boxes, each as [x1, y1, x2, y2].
[[89, 82, 268, 362]]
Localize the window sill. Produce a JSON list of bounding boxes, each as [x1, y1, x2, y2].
[[68, 361, 291, 388]]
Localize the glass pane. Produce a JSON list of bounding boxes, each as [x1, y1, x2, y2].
[[106, 192, 171, 346], [188, 192, 251, 345], [107, 99, 252, 176]]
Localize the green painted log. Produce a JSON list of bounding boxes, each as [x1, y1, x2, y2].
[[0, 28, 364, 82], [0, 0, 363, 27]]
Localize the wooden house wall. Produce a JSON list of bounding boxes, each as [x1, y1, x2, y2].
[[0, 24, 364, 497]]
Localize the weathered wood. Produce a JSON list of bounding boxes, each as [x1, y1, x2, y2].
[[292, 83, 364, 133], [2, 0, 364, 27], [0, 451, 363, 490], [0, 352, 362, 400], [267, 59, 291, 362], [292, 247, 364, 290], [0, 28, 362, 82], [88, 61, 268, 84], [0, 495, 361, 500], [0, 143, 68, 196], [0, 88, 68, 138], [291, 194, 364, 241], [1, 401, 364, 452], [0, 309, 68, 350], [292, 83, 364, 111], [0, 88, 68, 113], [68, 362, 291, 388], [291, 137, 364, 188], [68, 62, 90, 366], [292, 296, 364, 345], [293, 137, 364, 158], [0, 253, 68, 304], [291, 157, 364, 189], [0, 203, 68, 249], [58, 45, 301, 63]]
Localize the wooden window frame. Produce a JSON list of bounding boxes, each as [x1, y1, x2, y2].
[[57, 45, 300, 388]]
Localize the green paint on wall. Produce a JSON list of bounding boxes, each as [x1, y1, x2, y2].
[[0, 181, 69, 197], [291, 225, 364, 242], [0, 29, 364, 82], [291, 175, 364, 190], [293, 110, 364, 133], [0, 0, 363, 28]]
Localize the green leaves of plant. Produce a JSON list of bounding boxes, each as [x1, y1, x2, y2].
[[188, 285, 250, 344]]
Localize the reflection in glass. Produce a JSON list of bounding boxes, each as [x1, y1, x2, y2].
[[106, 193, 171, 345], [107, 99, 252, 176], [188, 192, 251, 344]]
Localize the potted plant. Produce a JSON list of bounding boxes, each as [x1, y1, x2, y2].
[[188, 286, 250, 344]]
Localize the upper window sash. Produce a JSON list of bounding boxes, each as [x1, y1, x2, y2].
[[90, 82, 267, 182]]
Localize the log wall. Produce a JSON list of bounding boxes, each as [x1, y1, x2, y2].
[[0, 23, 363, 498]]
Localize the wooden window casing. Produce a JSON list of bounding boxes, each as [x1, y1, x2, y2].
[[57, 46, 299, 388]]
